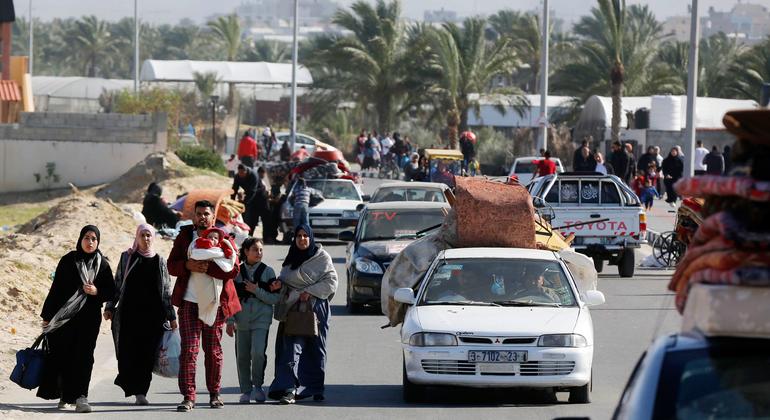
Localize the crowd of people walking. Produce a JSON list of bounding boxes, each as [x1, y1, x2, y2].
[[37, 200, 339, 412]]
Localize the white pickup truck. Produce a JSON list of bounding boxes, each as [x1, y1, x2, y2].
[[528, 172, 647, 277]]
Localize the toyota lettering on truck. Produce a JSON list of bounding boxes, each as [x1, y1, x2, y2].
[[531, 172, 646, 277]]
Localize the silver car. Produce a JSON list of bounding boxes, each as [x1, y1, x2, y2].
[[613, 332, 770, 419]]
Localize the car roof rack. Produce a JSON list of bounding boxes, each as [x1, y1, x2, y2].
[[559, 171, 605, 176]]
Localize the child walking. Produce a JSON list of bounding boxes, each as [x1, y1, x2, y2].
[[226, 238, 281, 404], [640, 179, 660, 211]]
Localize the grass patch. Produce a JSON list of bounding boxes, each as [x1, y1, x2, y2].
[[0, 204, 50, 231]]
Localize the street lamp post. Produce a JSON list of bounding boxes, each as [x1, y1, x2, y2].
[[537, 0, 549, 154], [28, 0, 33, 75], [134, 0, 139, 94], [289, 0, 299, 151], [683, 0, 700, 177], [210, 95, 219, 152]]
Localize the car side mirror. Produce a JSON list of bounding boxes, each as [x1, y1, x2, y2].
[[356, 203, 366, 212], [362, 194, 371, 202], [394, 288, 416, 305], [584, 290, 606, 306], [337, 230, 355, 242], [533, 197, 545, 208]]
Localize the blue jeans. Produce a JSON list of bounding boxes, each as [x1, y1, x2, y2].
[[293, 203, 309, 230]]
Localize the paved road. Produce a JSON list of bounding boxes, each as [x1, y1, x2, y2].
[[1, 177, 681, 419]]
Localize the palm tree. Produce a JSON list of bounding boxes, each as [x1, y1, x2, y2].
[[242, 39, 290, 62], [411, 17, 523, 148], [193, 71, 220, 100], [66, 15, 119, 77], [207, 14, 242, 113], [729, 38, 770, 101], [307, 0, 410, 132], [550, 4, 670, 126]]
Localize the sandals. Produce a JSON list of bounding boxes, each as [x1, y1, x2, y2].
[[209, 395, 224, 409]]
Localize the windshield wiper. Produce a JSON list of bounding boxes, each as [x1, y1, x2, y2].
[[423, 300, 501, 307], [494, 300, 562, 307], [363, 236, 396, 241], [415, 223, 443, 238]]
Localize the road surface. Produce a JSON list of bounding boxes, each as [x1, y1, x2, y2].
[[0, 176, 680, 419]]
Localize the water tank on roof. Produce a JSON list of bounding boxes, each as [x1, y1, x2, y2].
[[650, 95, 682, 131], [634, 108, 650, 129]]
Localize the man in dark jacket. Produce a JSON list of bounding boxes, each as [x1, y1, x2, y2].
[[637, 146, 659, 174], [574, 146, 597, 171], [572, 139, 591, 170], [142, 182, 179, 229], [168, 200, 240, 411], [703, 146, 725, 175], [609, 141, 630, 183], [231, 165, 260, 234], [459, 133, 475, 172]]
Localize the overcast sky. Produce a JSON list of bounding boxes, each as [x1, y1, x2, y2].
[[14, 0, 770, 25]]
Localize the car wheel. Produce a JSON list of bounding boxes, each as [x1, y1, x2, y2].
[[346, 279, 364, 314], [402, 358, 426, 403], [593, 256, 604, 273], [618, 248, 635, 278], [568, 380, 591, 404]]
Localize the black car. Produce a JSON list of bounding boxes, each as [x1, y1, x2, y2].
[[338, 201, 450, 313]]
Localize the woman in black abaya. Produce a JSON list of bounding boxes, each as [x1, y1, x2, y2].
[[38, 225, 115, 413], [105, 223, 177, 405]]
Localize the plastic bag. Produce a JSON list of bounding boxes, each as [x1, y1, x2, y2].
[[153, 328, 181, 378]]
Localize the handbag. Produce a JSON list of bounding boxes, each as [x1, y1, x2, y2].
[[10, 334, 49, 390], [284, 300, 318, 337]]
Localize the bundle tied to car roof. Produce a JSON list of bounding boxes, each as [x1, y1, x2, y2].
[[381, 178, 540, 327]]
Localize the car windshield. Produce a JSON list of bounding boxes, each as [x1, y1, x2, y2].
[[515, 162, 537, 174], [420, 258, 576, 307], [371, 188, 446, 203], [360, 209, 447, 241], [654, 342, 770, 419], [305, 180, 360, 201]]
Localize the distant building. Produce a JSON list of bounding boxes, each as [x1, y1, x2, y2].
[[701, 2, 770, 43], [236, 0, 337, 27], [424, 8, 458, 24], [662, 15, 691, 42]]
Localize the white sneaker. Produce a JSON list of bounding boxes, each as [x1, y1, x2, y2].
[[57, 400, 73, 410], [75, 396, 92, 413], [135, 394, 149, 405], [239, 392, 251, 404], [253, 387, 267, 403]]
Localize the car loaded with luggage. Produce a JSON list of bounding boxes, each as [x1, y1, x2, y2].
[[613, 109, 770, 419]]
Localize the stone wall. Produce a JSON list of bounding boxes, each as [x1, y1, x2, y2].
[[0, 112, 167, 193]]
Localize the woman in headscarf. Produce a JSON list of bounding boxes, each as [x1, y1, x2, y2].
[[662, 147, 685, 205], [142, 182, 179, 229], [38, 225, 116, 413], [104, 224, 177, 405], [268, 224, 338, 404]]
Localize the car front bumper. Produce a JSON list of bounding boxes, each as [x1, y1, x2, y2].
[[403, 345, 592, 388]]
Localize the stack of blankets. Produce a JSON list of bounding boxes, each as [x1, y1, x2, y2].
[[668, 109, 770, 338]]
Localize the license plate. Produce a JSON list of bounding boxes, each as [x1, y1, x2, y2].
[[312, 219, 337, 226], [478, 363, 520, 374], [468, 350, 528, 363]]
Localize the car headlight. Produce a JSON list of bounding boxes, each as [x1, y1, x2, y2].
[[409, 332, 458, 347], [354, 257, 383, 274], [342, 210, 359, 219], [537, 334, 588, 348]]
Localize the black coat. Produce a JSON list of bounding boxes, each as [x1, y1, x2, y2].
[[637, 153, 658, 173], [38, 251, 115, 400], [231, 169, 259, 204], [574, 154, 597, 172], [609, 151, 630, 179], [704, 152, 725, 175], [662, 155, 684, 179], [142, 194, 179, 229]]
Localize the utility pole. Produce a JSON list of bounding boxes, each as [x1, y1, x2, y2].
[[537, 0, 549, 154], [290, 0, 299, 151], [28, 0, 33, 75], [683, 0, 699, 177], [134, 0, 139, 94]]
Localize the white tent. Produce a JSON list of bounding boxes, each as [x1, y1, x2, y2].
[[140, 60, 313, 86], [467, 94, 575, 128], [32, 76, 133, 113]]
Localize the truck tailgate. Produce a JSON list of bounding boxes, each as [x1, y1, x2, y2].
[[551, 207, 643, 238]]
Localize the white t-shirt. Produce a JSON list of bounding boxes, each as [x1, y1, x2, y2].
[[183, 230, 200, 303], [380, 137, 394, 155], [225, 158, 239, 172], [694, 147, 709, 171]]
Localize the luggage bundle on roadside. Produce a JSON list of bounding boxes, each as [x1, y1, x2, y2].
[[668, 110, 770, 339], [381, 177, 593, 326]]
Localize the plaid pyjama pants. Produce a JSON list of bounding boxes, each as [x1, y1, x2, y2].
[[178, 301, 225, 401]]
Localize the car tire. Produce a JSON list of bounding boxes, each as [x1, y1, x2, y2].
[[593, 257, 604, 273], [618, 248, 635, 278], [402, 358, 426, 403], [568, 379, 591, 404]]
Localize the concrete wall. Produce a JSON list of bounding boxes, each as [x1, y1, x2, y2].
[[0, 112, 167, 193], [645, 129, 735, 156]]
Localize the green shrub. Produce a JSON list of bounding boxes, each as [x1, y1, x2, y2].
[[475, 126, 513, 169], [175, 146, 226, 174]]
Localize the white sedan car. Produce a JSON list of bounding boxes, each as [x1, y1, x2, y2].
[[509, 156, 564, 186], [394, 247, 605, 403]]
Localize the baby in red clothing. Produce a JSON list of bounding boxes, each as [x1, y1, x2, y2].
[[195, 227, 234, 259]]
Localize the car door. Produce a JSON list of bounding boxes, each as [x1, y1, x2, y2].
[[298, 135, 317, 154]]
